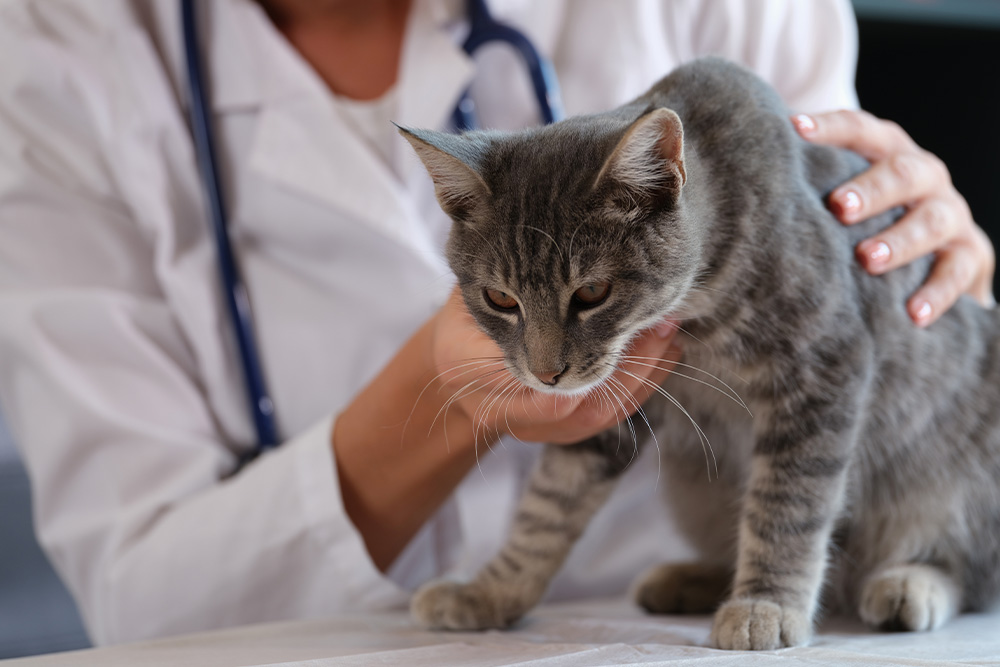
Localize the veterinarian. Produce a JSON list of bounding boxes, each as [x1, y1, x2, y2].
[[0, 0, 993, 646]]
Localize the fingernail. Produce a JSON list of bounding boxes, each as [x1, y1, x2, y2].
[[857, 240, 891, 269], [912, 300, 933, 326], [831, 189, 862, 222], [791, 114, 816, 136]]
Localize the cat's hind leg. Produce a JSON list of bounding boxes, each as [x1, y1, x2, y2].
[[635, 562, 732, 614], [411, 434, 630, 630], [858, 563, 961, 632]]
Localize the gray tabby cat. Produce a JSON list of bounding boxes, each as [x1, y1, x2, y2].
[[398, 57, 1000, 650]]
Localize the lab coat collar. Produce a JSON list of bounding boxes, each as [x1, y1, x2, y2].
[[149, 0, 473, 117], [147, 0, 473, 258], [144, 0, 302, 113], [245, 0, 475, 253]]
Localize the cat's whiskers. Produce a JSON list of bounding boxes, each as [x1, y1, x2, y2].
[[672, 321, 710, 348], [401, 358, 506, 443], [433, 358, 507, 393], [467, 376, 520, 480], [590, 379, 625, 457], [472, 374, 521, 452], [500, 383, 530, 447], [431, 368, 510, 450], [606, 374, 661, 486], [621, 356, 753, 416], [605, 382, 628, 458], [475, 376, 523, 450], [600, 375, 641, 470], [616, 367, 720, 481]]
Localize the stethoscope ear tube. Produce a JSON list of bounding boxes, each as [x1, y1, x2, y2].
[[452, 0, 564, 131], [181, 0, 279, 461]]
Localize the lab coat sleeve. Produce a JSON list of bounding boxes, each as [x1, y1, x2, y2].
[[0, 8, 406, 645], [665, 0, 860, 112]]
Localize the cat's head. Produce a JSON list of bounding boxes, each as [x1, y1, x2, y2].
[[401, 108, 702, 394]]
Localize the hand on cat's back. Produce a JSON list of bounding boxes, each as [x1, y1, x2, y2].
[[793, 110, 995, 326], [429, 288, 682, 445]]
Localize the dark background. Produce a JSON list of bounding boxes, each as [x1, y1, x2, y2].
[[853, 2, 1000, 294]]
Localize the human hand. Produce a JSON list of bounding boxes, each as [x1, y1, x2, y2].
[[792, 110, 995, 326], [429, 288, 681, 446]]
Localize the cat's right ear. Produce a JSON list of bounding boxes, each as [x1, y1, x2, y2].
[[397, 126, 491, 223], [593, 108, 686, 214]]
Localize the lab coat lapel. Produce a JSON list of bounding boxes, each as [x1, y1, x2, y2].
[[245, 0, 474, 254], [249, 99, 413, 247], [396, 0, 476, 179]]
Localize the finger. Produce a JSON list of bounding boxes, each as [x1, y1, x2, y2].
[[830, 151, 948, 224], [792, 110, 913, 162], [855, 196, 963, 274], [907, 243, 978, 327], [967, 224, 997, 307]]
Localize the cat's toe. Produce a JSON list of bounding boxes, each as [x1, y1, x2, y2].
[[634, 562, 731, 614], [411, 580, 512, 631], [858, 564, 959, 632], [710, 598, 810, 650]]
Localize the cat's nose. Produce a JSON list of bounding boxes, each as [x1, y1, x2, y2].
[[532, 365, 567, 386]]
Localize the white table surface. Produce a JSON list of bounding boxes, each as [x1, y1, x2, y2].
[[5, 597, 999, 667]]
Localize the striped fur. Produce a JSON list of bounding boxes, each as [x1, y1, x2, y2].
[[402, 57, 1000, 649]]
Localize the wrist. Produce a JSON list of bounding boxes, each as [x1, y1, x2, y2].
[[421, 313, 479, 445], [332, 309, 483, 570]]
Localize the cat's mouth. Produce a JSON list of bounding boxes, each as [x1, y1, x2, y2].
[[513, 318, 680, 395], [523, 372, 606, 397], [514, 357, 622, 397]]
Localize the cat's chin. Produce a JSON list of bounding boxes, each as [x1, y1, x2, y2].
[[524, 374, 611, 398]]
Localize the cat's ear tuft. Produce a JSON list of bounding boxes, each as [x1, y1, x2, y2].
[[397, 125, 491, 223], [594, 108, 686, 212]]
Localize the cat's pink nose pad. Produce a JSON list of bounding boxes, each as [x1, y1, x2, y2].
[[532, 366, 567, 386]]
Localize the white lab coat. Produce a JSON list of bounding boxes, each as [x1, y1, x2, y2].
[[0, 0, 859, 646]]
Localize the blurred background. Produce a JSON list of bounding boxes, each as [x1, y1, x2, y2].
[[0, 0, 998, 659]]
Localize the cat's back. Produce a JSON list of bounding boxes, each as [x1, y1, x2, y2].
[[640, 58, 795, 161]]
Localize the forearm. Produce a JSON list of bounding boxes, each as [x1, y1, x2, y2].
[[333, 315, 481, 571], [332, 293, 684, 571]]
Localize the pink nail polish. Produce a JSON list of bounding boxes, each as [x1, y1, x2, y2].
[[792, 114, 816, 135], [830, 189, 862, 222], [842, 190, 861, 214], [913, 300, 933, 324], [866, 241, 891, 264]]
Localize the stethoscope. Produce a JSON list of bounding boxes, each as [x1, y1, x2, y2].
[[180, 0, 563, 461]]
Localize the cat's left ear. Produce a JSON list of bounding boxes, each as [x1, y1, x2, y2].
[[397, 125, 491, 223], [594, 108, 686, 211]]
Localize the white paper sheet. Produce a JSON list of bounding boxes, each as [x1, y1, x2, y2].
[[8, 598, 1000, 667]]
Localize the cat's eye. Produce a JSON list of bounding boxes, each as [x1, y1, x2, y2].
[[573, 282, 611, 307], [484, 288, 519, 311]]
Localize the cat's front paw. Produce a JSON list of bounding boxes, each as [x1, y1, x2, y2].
[[710, 598, 810, 650], [411, 580, 515, 631], [859, 564, 959, 632]]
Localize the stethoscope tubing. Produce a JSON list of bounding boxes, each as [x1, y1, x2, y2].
[[453, 0, 563, 130], [181, 0, 280, 456]]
